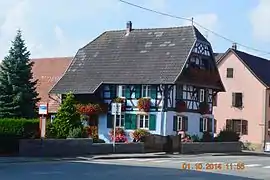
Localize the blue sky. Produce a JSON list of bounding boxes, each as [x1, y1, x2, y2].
[[0, 0, 269, 60]]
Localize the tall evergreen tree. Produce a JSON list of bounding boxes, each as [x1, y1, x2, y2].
[[0, 30, 40, 118]]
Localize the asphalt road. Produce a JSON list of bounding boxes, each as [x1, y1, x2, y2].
[[0, 155, 269, 180]]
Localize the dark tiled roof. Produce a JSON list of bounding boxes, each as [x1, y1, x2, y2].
[[50, 25, 210, 94], [214, 53, 224, 62], [231, 49, 270, 87]]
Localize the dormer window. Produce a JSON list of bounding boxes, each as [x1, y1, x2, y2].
[[227, 68, 234, 78]]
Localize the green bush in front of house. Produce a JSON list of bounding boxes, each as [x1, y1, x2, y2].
[[214, 129, 240, 142], [46, 92, 82, 139], [0, 118, 39, 153]]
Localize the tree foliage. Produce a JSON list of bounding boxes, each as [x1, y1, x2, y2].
[[0, 30, 40, 118], [47, 92, 82, 138]]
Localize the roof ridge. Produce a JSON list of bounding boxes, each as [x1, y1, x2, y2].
[[31, 57, 73, 60], [232, 48, 270, 62], [106, 25, 194, 33]]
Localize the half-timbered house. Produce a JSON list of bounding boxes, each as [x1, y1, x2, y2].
[[50, 22, 225, 142]]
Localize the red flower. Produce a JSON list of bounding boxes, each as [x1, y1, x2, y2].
[[138, 98, 151, 112]]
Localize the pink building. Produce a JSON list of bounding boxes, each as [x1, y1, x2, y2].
[[213, 45, 270, 151]]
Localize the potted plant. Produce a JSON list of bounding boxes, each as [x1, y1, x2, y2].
[[109, 127, 128, 143], [137, 98, 151, 112], [199, 101, 210, 114], [131, 129, 150, 142], [176, 100, 187, 112]]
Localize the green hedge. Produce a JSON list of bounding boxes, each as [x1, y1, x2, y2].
[[0, 118, 40, 154]]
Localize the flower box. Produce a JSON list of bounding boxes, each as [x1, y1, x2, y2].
[[199, 102, 210, 114], [113, 97, 126, 111], [77, 103, 108, 115], [176, 100, 187, 112], [137, 98, 151, 112]]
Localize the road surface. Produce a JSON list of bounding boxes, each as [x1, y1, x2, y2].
[[0, 154, 269, 179]]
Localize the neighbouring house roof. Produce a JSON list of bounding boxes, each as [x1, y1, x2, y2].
[[214, 53, 224, 62], [31, 57, 72, 112], [50, 25, 212, 94], [217, 48, 270, 87]]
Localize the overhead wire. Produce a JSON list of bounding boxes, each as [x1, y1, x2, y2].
[[119, 0, 270, 57]]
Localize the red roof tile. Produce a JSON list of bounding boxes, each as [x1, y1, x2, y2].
[[31, 57, 72, 113]]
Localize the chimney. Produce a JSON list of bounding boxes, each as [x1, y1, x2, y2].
[[232, 43, 237, 50], [126, 21, 132, 35]]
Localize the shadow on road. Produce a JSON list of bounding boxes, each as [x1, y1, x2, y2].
[[0, 161, 261, 180]]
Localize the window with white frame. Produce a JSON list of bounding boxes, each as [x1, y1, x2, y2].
[[115, 114, 125, 127], [142, 85, 151, 97], [200, 117, 212, 132], [138, 114, 149, 129], [176, 116, 188, 131], [199, 89, 205, 102], [118, 85, 125, 97]]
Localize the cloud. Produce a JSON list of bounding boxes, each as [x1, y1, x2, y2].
[[250, 0, 270, 42]]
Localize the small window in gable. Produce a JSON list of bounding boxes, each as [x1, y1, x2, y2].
[[226, 68, 234, 78]]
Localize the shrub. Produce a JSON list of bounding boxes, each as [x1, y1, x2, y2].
[[109, 127, 127, 143], [191, 134, 200, 142], [131, 129, 150, 142], [0, 118, 39, 153], [201, 131, 214, 142], [49, 92, 82, 138], [85, 126, 98, 139], [67, 127, 87, 138], [215, 129, 240, 142]]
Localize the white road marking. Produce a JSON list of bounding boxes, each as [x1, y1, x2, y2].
[[132, 159, 156, 162], [245, 164, 261, 167], [151, 160, 171, 163], [263, 166, 270, 169], [32, 171, 63, 175]]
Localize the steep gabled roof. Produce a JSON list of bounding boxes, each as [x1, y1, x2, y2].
[[50, 25, 210, 94], [31, 57, 72, 112], [217, 48, 270, 87]]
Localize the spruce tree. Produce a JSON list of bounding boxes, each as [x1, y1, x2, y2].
[[0, 30, 40, 118]]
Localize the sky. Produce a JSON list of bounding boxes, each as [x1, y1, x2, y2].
[[0, 0, 269, 60]]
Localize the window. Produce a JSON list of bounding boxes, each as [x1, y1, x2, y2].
[[200, 118, 213, 132], [115, 114, 125, 127], [173, 116, 188, 131], [226, 68, 234, 78], [199, 89, 205, 102], [118, 85, 125, 97], [226, 119, 248, 135], [232, 92, 243, 107], [50, 115, 56, 123], [138, 114, 149, 129], [142, 85, 151, 97]]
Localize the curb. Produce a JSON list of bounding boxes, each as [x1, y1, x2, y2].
[[0, 157, 78, 164], [91, 155, 171, 160]]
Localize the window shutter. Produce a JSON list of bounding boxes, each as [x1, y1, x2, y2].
[[242, 120, 248, 135], [207, 118, 213, 132], [110, 86, 116, 98], [232, 93, 236, 106], [125, 87, 131, 98], [130, 114, 137, 130], [124, 114, 132, 129], [238, 93, 243, 107], [150, 86, 157, 99], [226, 119, 232, 130], [107, 114, 113, 128], [199, 118, 203, 132], [214, 119, 217, 133], [173, 116, 177, 131], [135, 85, 141, 98], [149, 114, 156, 131], [184, 116, 188, 131]]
